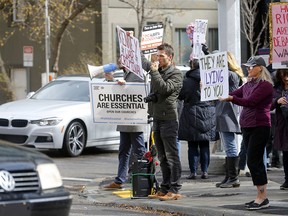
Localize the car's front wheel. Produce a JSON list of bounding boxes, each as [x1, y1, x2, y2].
[[62, 121, 86, 157]]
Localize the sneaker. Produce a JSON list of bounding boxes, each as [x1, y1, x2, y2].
[[244, 200, 254, 207], [201, 172, 208, 179], [280, 182, 288, 190], [103, 182, 123, 190], [186, 173, 197, 180], [246, 198, 270, 210], [148, 191, 166, 199], [159, 192, 182, 201]]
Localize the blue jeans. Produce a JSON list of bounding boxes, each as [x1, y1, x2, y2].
[[153, 119, 182, 194], [188, 141, 210, 174], [239, 138, 268, 171], [115, 132, 145, 184], [219, 132, 238, 157]]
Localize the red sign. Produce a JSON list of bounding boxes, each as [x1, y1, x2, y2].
[[23, 46, 33, 67]]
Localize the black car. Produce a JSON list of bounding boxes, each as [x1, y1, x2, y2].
[[0, 142, 72, 216]]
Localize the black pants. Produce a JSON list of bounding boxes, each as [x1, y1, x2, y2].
[[242, 126, 270, 186], [153, 119, 182, 193]]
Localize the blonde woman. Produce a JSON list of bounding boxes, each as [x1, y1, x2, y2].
[[215, 51, 245, 188], [220, 56, 273, 210]]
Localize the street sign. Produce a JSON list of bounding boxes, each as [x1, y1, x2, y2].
[[23, 46, 33, 67]]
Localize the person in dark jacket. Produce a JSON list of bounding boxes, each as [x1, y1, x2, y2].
[[141, 43, 183, 201], [270, 69, 288, 190], [220, 56, 273, 210], [215, 51, 245, 188], [178, 58, 217, 180], [103, 66, 146, 190]]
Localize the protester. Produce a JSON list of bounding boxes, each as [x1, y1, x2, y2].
[[220, 56, 273, 210], [178, 58, 217, 180], [270, 69, 288, 190], [215, 51, 245, 188], [141, 43, 183, 201], [103, 65, 146, 190]]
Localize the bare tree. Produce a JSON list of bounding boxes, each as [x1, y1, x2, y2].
[[241, 0, 269, 56], [118, 0, 181, 41], [0, 0, 99, 73]]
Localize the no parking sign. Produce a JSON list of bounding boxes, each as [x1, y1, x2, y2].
[[23, 46, 33, 67]]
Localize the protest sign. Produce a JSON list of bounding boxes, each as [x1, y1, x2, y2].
[[199, 51, 229, 101], [90, 82, 148, 125], [269, 2, 288, 69], [141, 23, 163, 60], [117, 26, 144, 79], [192, 19, 208, 59]]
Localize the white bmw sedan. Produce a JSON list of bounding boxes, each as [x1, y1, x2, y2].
[[0, 75, 120, 157]]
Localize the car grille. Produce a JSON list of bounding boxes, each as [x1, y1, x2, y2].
[[11, 119, 28, 127], [0, 118, 9, 126], [0, 135, 28, 144], [0, 170, 39, 193], [0, 118, 28, 127]]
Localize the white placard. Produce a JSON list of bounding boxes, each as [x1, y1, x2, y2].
[[192, 19, 208, 59], [199, 51, 229, 101], [90, 82, 148, 125], [117, 26, 144, 80], [141, 23, 163, 59]]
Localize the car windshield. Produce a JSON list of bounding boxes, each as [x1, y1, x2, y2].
[[31, 80, 90, 102]]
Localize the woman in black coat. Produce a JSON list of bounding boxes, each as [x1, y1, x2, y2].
[[271, 69, 288, 190], [178, 59, 217, 179]]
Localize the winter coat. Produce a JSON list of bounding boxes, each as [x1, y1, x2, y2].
[[116, 71, 145, 132], [215, 71, 241, 133], [178, 68, 217, 141], [270, 84, 288, 151], [141, 56, 183, 121], [230, 79, 273, 128]]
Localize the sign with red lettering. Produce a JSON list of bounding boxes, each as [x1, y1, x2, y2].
[[117, 26, 144, 79], [199, 52, 229, 101], [141, 23, 163, 58], [269, 3, 288, 69], [23, 46, 33, 67]]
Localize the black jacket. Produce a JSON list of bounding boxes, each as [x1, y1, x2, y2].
[[178, 68, 217, 141]]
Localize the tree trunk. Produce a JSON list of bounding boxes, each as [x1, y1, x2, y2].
[[0, 51, 15, 103]]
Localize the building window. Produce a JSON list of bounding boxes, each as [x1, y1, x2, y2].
[[174, 28, 191, 66], [208, 28, 219, 52], [174, 28, 219, 65]]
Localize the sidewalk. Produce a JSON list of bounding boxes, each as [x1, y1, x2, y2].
[[81, 166, 288, 216]]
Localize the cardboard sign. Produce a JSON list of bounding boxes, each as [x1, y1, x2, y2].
[[90, 82, 148, 125], [117, 26, 144, 79], [269, 3, 288, 69], [192, 19, 208, 59], [199, 52, 229, 101]]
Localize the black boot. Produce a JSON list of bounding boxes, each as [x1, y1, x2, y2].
[[216, 157, 228, 187], [220, 157, 240, 188]]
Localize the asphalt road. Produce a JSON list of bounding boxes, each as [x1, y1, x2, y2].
[[42, 146, 184, 216]]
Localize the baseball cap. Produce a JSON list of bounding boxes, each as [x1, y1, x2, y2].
[[243, 56, 266, 67]]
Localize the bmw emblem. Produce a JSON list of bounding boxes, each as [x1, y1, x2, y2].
[[0, 170, 15, 192]]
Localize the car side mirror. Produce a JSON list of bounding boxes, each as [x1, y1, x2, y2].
[[26, 92, 35, 99]]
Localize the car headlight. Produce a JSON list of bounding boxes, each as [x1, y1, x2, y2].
[[37, 163, 63, 190], [30, 117, 62, 126]]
